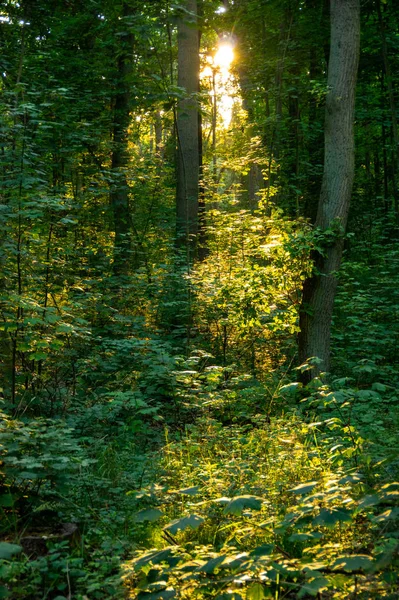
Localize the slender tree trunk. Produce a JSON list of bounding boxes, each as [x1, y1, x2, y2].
[[155, 111, 163, 155], [110, 7, 134, 276], [238, 65, 265, 210], [298, 0, 360, 378], [176, 0, 200, 254], [377, 0, 399, 217]]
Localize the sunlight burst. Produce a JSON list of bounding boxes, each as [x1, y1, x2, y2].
[[214, 43, 234, 70], [201, 41, 236, 128]]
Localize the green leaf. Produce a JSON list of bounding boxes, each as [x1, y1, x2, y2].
[[0, 494, 14, 507], [19, 472, 40, 480], [357, 494, 379, 509], [213, 496, 231, 505], [0, 542, 23, 560], [133, 548, 175, 570], [331, 555, 373, 572], [298, 577, 328, 598], [220, 553, 249, 570], [178, 486, 200, 495], [0, 584, 10, 599], [250, 544, 274, 557], [29, 352, 47, 361], [371, 382, 387, 392], [313, 508, 352, 527], [289, 481, 318, 495], [279, 382, 302, 394], [197, 555, 226, 573], [223, 495, 263, 516], [246, 582, 271, 599], [134, 508, 164, 523], [164, 514, 204, 535], [338, 473, 362, 485], [373, 508, 399, 523]]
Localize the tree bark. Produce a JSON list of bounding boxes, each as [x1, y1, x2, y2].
[[197, 0, 207, 260], [298, 0, 360, 377], [377, 0, 399, 217], [176, 0, 200, 253], [110, 6, 134, 276], [155, 111, 163, 156]]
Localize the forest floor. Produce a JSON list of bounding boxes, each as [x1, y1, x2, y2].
[[2, 238, 399, 599]]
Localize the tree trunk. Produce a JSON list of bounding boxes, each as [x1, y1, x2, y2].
[[176, 0, 200, 254], [298, 0, 360, 378], [110, 7, 134, 276], [377, 0, 399, 217], [197, 0, 207, 260]]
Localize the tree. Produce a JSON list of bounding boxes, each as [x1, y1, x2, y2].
[[109, 2, 135, 276], [175, 0, 200, 254], [298, 0, 360, 377], [376, 0, 399, 218]]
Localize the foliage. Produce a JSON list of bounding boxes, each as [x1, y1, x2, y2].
[[0, 0, 398, 599], [125, 394, 399, 599], [191, 209, 312, 371], [0, 411, 89, 532]]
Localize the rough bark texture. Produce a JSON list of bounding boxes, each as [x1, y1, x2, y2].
[[176, 0, 200, 251], [197, 0, 207, 260], [298, 0, 360, 377]]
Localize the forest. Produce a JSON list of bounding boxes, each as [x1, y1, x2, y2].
[[0, 0, 399, 597]]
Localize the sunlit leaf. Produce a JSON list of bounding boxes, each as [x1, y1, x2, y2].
[[279, 382, 302, 394], [246, 582, 271, 599], [164, 514, 204, 534], [196, 555, 226, 573], [223, 495, 263, 516], [213, 496, 231, 505], [331, 555, 373, 572], [178, 486, 200, 495], [372, 508, 399, 523], [289, 481, 318, 495], [298, 577, 328, 598], [133, 548, 175, 570]]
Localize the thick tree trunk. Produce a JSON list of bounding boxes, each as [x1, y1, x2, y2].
[[197, 0, 207, 260], [176, 0, 200, 253], [303, 0, 329, 223], [298, 0, 360, 377], [110, 9, 134, 276]]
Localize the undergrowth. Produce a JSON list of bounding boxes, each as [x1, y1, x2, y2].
[[1, 226, 398, 599]]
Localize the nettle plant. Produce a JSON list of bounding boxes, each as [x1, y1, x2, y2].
[[190, 209, 312, 372]]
